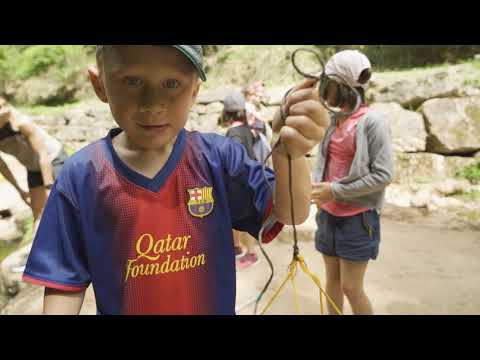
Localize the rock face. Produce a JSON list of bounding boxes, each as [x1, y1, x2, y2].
[[0, 154, 31, 246], [196, 86, 242, 104], [385, 180, 477, 217], [186, 113, 221, 133], [0, 219, 22, 245], [393, 153, 477, 184], [0, 243, 32, 296], [5, 77, 78, 106], [385, 185, 413, 208], [420, 97, 480, 155], [263, 86, 292, 106], [370, 102, 428, 152], [28, 102, 115, 151], [367, 69, 465, 109]]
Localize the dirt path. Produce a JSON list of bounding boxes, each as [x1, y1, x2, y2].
[[236, 217, 480, 315], [2, 217, 479, 315]]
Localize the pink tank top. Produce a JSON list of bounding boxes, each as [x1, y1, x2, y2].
[[321, 106, 370, 217]]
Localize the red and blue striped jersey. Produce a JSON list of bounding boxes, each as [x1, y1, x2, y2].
[[23, 128, 283, 315]]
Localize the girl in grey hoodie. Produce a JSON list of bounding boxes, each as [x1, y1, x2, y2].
[[311, 50, 394, 315]]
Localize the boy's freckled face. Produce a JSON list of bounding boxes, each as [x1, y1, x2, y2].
[[98, 46, 200, 150]]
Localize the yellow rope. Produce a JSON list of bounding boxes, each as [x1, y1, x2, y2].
[[289, 262, 300, 314], [260, 254, 343, 316], [260, 268, 293, 315], [297, 256, 343, 315]]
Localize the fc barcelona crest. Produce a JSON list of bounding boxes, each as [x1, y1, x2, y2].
[[187, 187, 214, 218]]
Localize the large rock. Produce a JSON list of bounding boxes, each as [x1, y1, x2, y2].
[[186, 113, 220, 133], [308, 149, 476, 186], [5, 77, 77, 106], [431, 179, 472, 196], [367, 69, 464, 109], [263, 86, 291, 106], [191, 101, 226, 123], [385, 181, 470, 210], [0, 158, 31, 225], [370, 102, 428, 152], [410, 188, 432, 208], [60, 102, 113, 127], [0, 292, 8, 310], [54, 125, 89, 142], [197, 86, 242, 104], [30, 114, 61, 127], [205, 101, 224, 114], [41, 102, 116, 147], [0, 286, 43, 314], [427, 195, 464, 212], [192, 104, 208, 115], [393, 153, 477, 184], [0, 243, 32, 296], [385, 185, 413, 208], [185, 112, 200, 132], [409, 185, 465, 211], [0, 219, 22, 245], [420, 97, 480, 155]]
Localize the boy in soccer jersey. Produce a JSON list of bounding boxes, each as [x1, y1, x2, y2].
[[22, 45, 329, 315]]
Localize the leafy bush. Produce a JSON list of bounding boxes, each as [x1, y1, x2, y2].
[[457, 162, 480, 184], [315, 45, 480, 70], [15, 46, 67, 79]]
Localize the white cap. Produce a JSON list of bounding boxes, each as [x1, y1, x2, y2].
[[325, 50, 372, 89]]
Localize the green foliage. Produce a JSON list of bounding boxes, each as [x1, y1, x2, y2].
[[16, 46, 67, 79], [18, 101, 82, 116], [0, 242, 18, 262], [316, 45, 480, 70], [459, 189, 480, 202], [1, 45, 480, 106], [457, 162, 480, 184], [0, 45, 95, 82]]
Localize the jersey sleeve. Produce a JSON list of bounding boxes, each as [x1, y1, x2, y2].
[[22, 184, 91, 292], [219, 137, 284, 243]]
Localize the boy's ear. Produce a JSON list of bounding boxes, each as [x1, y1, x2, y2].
[[87, 65, 108, 103]]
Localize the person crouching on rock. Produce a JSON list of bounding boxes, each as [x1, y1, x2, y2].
[[0, 97, 68, 224]]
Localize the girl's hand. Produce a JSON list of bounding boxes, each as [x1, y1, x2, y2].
[[311, 182, 334, 206]]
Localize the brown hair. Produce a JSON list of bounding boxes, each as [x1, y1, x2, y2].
[[223, 110, 247, 123], [358, 68, 372, 85], [344, 68, 372, 109]]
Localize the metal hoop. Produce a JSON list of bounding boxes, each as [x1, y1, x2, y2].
[[291, 48, 362, 117]]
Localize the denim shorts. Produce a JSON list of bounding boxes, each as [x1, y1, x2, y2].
[[314, 209, 381, 262]]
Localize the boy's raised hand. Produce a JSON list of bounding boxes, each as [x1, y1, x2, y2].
[[273, 78, 330, 159]]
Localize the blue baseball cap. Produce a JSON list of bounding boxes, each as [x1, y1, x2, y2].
[[96, 45, 206, 81]]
